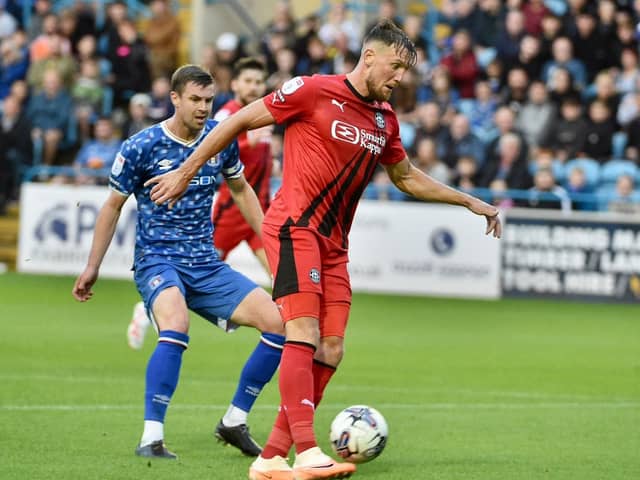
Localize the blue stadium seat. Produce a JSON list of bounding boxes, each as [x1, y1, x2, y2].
[[399, 121, 416, 150], [612, 131, 628, 159], [564, 158, 601, 188], [529, 159, 566, 184], [600, 159, 638, 186]]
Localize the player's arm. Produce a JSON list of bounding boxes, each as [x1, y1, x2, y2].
[[72, 190, 129, 301], [226, 174, 264, 238], [384, 157, 502, 238], [146, 100, 276, 208]]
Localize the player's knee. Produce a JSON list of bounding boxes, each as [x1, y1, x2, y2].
[[316, 336, 344, 366]]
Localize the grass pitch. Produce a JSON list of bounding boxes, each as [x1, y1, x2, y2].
[[0, 272, 638, 479]]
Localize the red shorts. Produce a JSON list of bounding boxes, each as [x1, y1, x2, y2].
[[262, 223, 352, 337], [213, 221, 263, 260]]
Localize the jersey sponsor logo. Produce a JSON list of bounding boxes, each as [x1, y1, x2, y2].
[[309, 268, 321, 284], [331, 120, 360, 144], [331, 98, 347, 112], [331, 120, 387, 154], [111, 153, 125, 176], [158, 159, 173, 170], [189, 175, 217, 186], [281, 76, 304, 95], [375, 111, 386, 129]]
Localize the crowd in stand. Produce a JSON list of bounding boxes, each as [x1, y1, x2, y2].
[[1, 0, 640, 215]]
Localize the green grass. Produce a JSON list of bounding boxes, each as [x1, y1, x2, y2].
[[0, 272, 639, 479]]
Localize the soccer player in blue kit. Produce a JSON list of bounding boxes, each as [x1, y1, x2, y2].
[[72, 65, 284, 459]]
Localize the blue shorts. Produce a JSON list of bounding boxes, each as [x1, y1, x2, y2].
[[134, 258, 258, 331]]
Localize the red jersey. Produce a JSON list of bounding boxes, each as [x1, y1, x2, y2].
[[263, 74, 406, 249], [212, 99, 272, 227]]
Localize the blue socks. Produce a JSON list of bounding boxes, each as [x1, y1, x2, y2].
[[231, 333, 284, 412], [144, 330, 189, 422]]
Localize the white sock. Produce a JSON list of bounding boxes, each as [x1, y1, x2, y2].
[[222, 404, 248, 427], [140, 420, 164, 446]]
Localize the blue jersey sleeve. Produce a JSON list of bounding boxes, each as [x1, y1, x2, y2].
[[109, 138, 144, 195], [220, 139, 244, 179]]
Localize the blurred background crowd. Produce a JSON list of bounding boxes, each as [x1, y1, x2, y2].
[[2, 0, 640, 215]]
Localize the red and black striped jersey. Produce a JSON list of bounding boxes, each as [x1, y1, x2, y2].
[[263, 74, 406, 249]]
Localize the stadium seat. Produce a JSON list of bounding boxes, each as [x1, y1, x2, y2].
[[600, 159, 638, 186], [529, 159, 566, 184], [612, 131, 628, 159], [399, 121, 416, 150], [564, 158, 601, 188]]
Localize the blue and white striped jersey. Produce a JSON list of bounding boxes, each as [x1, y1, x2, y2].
[[109, 119, 242, 267]]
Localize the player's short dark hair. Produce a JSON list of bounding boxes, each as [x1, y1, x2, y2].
[[171, 64, 214, 94], [363, 19, 417, 68], [231, 57, 266, 80]]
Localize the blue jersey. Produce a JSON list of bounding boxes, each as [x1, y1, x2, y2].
[[109, 120, 242, 267]]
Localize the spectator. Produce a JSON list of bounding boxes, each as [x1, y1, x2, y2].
[[452, 155, 478, 190], [147, 76, 173, 123], [440, 29, 479, 99], [608, 174, 640, 213], [590, 71, 620, 120], [615, 48, 640, 96], [27, 33, 77, 91], [480, 132, 532, 189], [496, 9, 525, 66], [364, 0, 402, 35], [144, 0, 180, 79], [512, 34, 544, 81], [29, 13, 72, 63], [438, 113, 485, 168], [411, 137, 451, 185], [468, 79, 497, 142], [565, 166, 595, 210], [72, 57, 105, 140], [295, 34, 332, 76], [522, 0, 549, 36], [472, 0, 503, 48], [485, 106, 528, 166], [611, 20, 638, 68], [516, 80, 555, 149], [108, 19, 151, 109], [27, 0, 52, 41], [527, 167, 571, 212], [121, 92, 152, 139], [215, 31, 242, 69], [419, 66, 458, 123], [489, 178, 515, 209], [582, 100, 615, 163], [266, 47, 295, 91], [27, 68, 74, 165], [539, 13, 563, 63], [500, 67, 529, 113], [543, 96, 588, 161], [73, 117, 122, 185], [318, 1, 361, 53], [571, 11, 607, 82], [547, 67, 579, 108], [99, 1, 129, 57], [0, 1, 17, 40], [414, 101, 447, 144], [0, 34, 29, 102], [542, 36, 587, 89], [0, 94, 31, 208]]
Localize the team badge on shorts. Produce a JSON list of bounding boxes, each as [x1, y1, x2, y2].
[[149, 275, 164, 289], [374, 111, 386, 129], [309, 268, 321, 284]]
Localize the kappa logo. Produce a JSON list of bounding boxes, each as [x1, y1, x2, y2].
[[331, 98, 347, 112], [309, 268, 321, 284], [301, 398, 315, 409], [158, 159, 173, 170], [331, 120, 360, 145]]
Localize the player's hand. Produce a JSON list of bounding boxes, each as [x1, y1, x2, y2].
[[72, 266, 99, 302], [467, 198, 502, 238], [144, 169, 190, 209]]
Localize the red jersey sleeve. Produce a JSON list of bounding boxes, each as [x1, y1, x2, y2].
[[263, 76, 317, 124], [379, 110, 406, 165]]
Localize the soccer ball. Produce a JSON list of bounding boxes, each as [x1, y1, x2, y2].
[[329, 405, 388, 463]]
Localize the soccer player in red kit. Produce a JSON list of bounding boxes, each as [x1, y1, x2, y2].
[[212, 57, 273, 274], [147, 20, 501, 480]]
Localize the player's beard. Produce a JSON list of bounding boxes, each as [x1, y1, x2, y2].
[[366, 77, 392, 102]]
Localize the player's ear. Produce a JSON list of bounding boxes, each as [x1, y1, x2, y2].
[[363, 46, 376, 68], [170, 91, 179, 107]]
